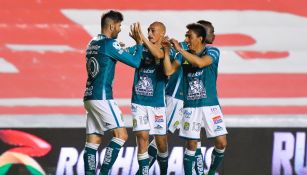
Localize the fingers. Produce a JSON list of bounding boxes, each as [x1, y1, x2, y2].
[[129, 23, 138, 39], [129, 24, 134, 38], [129, 22, 143, 44]]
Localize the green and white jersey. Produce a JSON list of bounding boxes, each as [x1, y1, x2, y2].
[[127, 46, 168, 107], [84, 34, 143, 101], [176, 46, 221, 107], [165, 43, 188, 100]]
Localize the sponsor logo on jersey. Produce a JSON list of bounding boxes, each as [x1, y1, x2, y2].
[[214, 125, 223, 132], [84, 85, 93, 97], [138, 115, 149, 125], [105, 122, 111, 127], [210, 107, 219, 115], [131, 104, 138, 112], [192, 122, 201, 131], [142, 68, 155, 74], [133, 119, 137, 128], [143, 116, 149, 125], [154, 124, 163, 129], [183, 122, 190, 130], [112, 41, 122, 50], [173, 121, 180, 128], [183, 110, 192, 118], [212, 116, 223, 124], [155, 115, 164, 123], [187, 70, 203, 78]]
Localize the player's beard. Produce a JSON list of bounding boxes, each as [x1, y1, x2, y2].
[[112, 31, 120, 39]]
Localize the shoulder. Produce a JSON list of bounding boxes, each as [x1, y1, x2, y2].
[[205, 46, 220, 59], [179, 42, 188, 51], [104, 38, 121, 49], [206, 46, 220, 54]]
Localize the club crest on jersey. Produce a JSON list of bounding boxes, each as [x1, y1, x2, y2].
[[173, 121, 179, 128], [135, 75, 154, 96], [183, 122, 190, 131], [133, 119, 137, 128], [187, 78, 206, 100]]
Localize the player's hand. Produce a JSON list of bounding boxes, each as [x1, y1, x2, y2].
[[129, 22, 143, 45], [170, 39, 182, 52], [162, 36, 171, 51]]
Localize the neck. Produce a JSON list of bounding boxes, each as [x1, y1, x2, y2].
[[192, 44, 205, 54], [101, 29, 112, 38]]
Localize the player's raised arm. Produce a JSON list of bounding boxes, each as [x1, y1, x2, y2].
[[106, 23, 143, 68], [171, 38, 213, 69], [162, 38, 181, 76]]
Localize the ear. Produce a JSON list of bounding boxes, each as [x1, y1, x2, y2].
[[199, 36, 203, 43], [110, 24, 114, 31]]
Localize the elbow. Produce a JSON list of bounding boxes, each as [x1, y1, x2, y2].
[[164, 70, 174, 76], [154, 53, 164, 60], [133, 63, 140, 68], [196, 64, 203, 69], [157, 53, 165, 59], [193, 61, 205, 69], [134, 60, 141, 68]]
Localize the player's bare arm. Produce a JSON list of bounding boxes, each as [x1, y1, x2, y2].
[[162, 38, 180, 76], [170, 38, 213, 68]]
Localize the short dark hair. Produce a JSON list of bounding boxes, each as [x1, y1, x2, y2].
[[186, 23, 207, 43], [197, 20, 213, 30], [101, 10, 123, 28], [197, 20, 214, 44]]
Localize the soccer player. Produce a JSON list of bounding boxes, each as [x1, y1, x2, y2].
[[127, 22, 169, 175], [193, 20, 217, 175], [163, 23, 228, 175], [83, 10, 143, 175], [147, 20, 216, 175]]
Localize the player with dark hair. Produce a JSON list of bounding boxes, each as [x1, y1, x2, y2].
[[83, 10, 143, 175], [163, 23, 228, 175], [147, 20, 217, 175]]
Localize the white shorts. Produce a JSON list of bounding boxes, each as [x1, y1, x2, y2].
[[165, 96, 183, 133], [84, 100, 125, 135], [179, 105, 228, 139], [131, 103, 167, 135]]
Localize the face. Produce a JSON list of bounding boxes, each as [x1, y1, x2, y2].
[[111, 22, 122, 39], [184, 29, 203, 52], [147, 23, 164, 44]]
